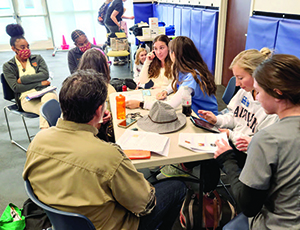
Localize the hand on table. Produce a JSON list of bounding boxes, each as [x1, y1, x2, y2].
[[236, 136, 252, 152], [219, 128, 230, 138], [156, 91, 167, 100], [198, 110, 217, 124], [214, 139, 232, 159], [126, 100, 140, 109]]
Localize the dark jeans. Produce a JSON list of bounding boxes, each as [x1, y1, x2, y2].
[[223, 213, 249, 230], [138, 180, 186, 230]]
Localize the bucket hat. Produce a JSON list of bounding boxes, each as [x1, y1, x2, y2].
[[137, 101, 186, 134]]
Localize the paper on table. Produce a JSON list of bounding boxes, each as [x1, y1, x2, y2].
[[178, 132, 228, 153], [117, 129, 170, 156], [125, 94, 144, 102], [26, 86, 57, 101]]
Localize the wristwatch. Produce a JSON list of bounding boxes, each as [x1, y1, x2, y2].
[[139, 101, 144, 109]]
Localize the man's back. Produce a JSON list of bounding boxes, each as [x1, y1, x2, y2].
[[23, 118, 154, 230]]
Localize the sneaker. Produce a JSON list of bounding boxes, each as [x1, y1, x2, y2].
[[113, 60, 119, 65], [118, 61, 126, 66], [159, 163, 192, 178]]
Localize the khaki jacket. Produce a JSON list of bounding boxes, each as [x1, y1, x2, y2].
[[23, 119, 155, 230]]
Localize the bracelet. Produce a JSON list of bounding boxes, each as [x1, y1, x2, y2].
[[139, 101, 144, 109]]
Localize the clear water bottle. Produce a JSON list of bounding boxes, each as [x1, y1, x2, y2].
[[182, 86, 192, 116]]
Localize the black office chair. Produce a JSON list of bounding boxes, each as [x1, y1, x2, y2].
[[24, 180, 96, 230], [40, 99, 61, 127], [1, 73, 39, 152]]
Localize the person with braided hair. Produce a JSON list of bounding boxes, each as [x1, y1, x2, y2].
[[67, 29, 103, 74], [2, 23, 58, 129]]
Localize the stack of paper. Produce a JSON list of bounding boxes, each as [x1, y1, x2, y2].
[[117, 129, 170, 158], [26, 86, 57, 101], [178, 133, 228, 153]]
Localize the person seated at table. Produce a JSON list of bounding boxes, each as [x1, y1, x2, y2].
[[198, 48, 278, 164], [3, 23, 58, 129], [160, 47, 278, 178], [126, 36, 218, 116], [77, 48, 116, 142], [215, 54, 300, 230], [77, 47, 115, 111], [23, 69, 187, 230], [137, 34, 173, 89], [68, 29, 103, 74], [133, 47, 147, 88]]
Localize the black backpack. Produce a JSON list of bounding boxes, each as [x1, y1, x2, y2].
[[22, 198, 52, 230], [97, 2, 110, 26]]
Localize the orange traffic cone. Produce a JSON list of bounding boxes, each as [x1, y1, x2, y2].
[[93, 37, 97, 46], [61, 35, 69, 50]]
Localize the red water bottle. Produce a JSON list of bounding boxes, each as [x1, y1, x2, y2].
[[122, 85, 127, 91], [116, 94, 126, 119]]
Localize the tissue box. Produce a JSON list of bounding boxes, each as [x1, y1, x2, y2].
[[158, 27, 165, 35], [142, 28, 151, 38], [151, 28, 159, 38], [149, 17, 158, 29]]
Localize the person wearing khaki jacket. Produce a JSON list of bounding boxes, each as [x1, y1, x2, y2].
[[23, 70, 186, 230]]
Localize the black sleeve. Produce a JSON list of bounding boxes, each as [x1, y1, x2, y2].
[[68, 49, 77, 74], [216, 150, 268, 217]]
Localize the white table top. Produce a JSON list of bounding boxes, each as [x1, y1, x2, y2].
[[109, 90, 214, 169]]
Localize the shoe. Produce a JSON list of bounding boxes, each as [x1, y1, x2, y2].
[[158, 163, 192, 179], [118, 61, 126, 66], [113, 60, 119, 65]]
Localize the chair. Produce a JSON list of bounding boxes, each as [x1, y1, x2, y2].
[[40, 99, 61, 127], [105, 32, 132, 72], [1, 73, 39, 152], [222, 76, 239, 105], [24, 180, 96, 230]]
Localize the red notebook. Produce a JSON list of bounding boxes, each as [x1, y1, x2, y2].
[[124, 150, 151, 160]]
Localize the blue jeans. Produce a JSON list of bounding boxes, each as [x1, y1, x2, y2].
[[223, 213, 249, 230], [138, 180, 186, 230]]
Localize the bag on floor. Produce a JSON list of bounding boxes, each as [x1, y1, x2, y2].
[[0, 203, 26, 230], [22, 198, 51, 230], [179, 189, 236, 230]]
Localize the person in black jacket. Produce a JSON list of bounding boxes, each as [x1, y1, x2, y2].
[[3, 24, 58, 129]]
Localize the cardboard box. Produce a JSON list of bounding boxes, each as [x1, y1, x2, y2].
[[151, 28, 159, 38], [142, 28, 151, 38], [149, 17, 158, 29], [158, 27, 166, 35]]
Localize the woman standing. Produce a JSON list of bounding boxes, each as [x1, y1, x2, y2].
[[216, 54, 300, 229], [2, 24, 58, 129], [104, 0, 134, 65]]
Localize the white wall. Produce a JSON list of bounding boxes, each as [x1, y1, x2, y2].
[[251, 0, 300, 15]]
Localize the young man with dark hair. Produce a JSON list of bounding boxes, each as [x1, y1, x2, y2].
[[23, 70, 186, 230]]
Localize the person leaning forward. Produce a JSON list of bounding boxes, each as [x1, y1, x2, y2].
[[23, 69, 186, 230]]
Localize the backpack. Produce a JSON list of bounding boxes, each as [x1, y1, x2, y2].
[[98, 2, 111, 26], [22, 198, 52, 230]]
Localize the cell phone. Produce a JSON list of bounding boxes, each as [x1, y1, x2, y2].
[[142, 90, 151, 96], [117, 118, 137, 129], [190, 116, 220, 133]]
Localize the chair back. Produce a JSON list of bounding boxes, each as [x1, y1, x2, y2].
[[40, 99, 61, 127], [24, 180, 96, 230], [222, 76, 239, 105], [1, 73, 15, 101]]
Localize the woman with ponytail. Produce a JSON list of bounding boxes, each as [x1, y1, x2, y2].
[[3, 23, 58, 129]]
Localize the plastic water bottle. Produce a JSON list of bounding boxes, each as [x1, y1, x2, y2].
[[182, 86, 192, 116], [116, 94, 126, 119]]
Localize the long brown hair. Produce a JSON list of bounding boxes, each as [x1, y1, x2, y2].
[[148, 35, 172, 80], [168, 36, 216, 95], [254, 54, 300, 105], [77, 48, 110, 83]]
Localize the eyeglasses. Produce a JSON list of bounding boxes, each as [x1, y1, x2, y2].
[[126, 112, 143, 119]]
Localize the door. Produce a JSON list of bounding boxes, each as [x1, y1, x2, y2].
[[0, 0, 53, 51]]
